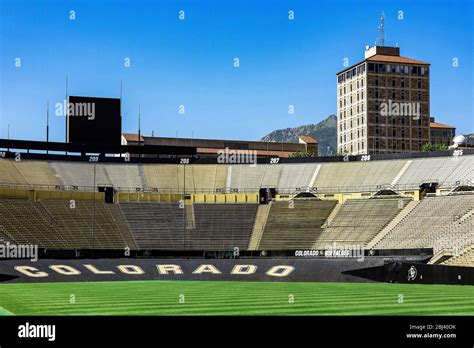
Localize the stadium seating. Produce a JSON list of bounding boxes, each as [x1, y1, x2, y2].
[[0, 159, 30, 185], [189, 165, 228, 192], [120, 202, 257, 250], [277, 163, 319, 193], [374, 194, 474, 254], [0, 198, 134, 249], [442, 246, 474, 267], [229, 164, 272, 191], [188, 204, 257, 250], [50, 162, 110, 189], [103, 164, 145, 190], [313, 198, 411, 249], [258, 199, 337, 250], [144, 164, 228, 193], [13, 160, 58, 186], [313, 160, 407, 192], [396, 155, 474, 188], [120, 202, 185, 249]]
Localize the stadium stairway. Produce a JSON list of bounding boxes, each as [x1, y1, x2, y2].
[[119, 202, 185, 250], [0, 159, 29, 185], [258, 199, 337, 250], [188, 204, 257, 251], [247, 203, 271, 250], [366, 200, 419, 249], [313, 198, 411, 249], [374, 194, 474, 254], [441, 245, 474, 267], [321, 202, 342, 228]]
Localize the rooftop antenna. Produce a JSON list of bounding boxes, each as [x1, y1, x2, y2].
[[377, 11, 385, 46], [46, 100, 49, 154], [65, 75, 69, 143]]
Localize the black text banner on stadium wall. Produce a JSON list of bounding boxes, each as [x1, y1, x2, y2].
[[0, 258, 386, 283]]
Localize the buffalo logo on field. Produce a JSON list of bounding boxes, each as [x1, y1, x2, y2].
[[407, 266, 417, 281]]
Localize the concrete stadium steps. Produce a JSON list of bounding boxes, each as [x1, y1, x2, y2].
[[189, 165, 228, 191], [144, 165, 180, 190], [397, 155, 474, 188], [453, 155, 474, 185], [442, 246, 474, 267], [248, 204, 271, 250], [366, 200, 419, 249], [229, 165, 271, 191], [13, 160, 58, 186], [144, 165, 228, 192], [313, 198, 411, 249], [103, 164, 145, 190], [313, 160, 407, 191], [188, 204, 257, 250], [119, 202, 185, 250], [374, 194, 474, 253], [277, 163, 319, 192], [0, 225, 16, 244], [0, 159, 28, 184], [258, 200, 338, 250], [0, 199, 131, 249], [50, 162, 110, 188], [106, 203, 138, 250], [39, 200, 132, 249], [0, 198, 69, 248]]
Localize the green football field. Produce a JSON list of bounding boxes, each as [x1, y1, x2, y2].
[[0, 280, 473, 315]]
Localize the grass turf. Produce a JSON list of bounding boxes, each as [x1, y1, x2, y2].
[[0, 280, 473, 316]]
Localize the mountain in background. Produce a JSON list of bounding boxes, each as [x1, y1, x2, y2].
[[260, 115, 337, 156]]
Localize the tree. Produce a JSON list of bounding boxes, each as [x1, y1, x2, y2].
[[289, 151, 315, 158]]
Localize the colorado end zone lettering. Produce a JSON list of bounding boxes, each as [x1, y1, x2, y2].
[[0, 258, 388, 283], [13, 263, 294, 279]]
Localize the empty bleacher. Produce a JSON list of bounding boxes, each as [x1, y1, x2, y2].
[[229, 165, 271, 191], [50, 162, 110, 189], [0, 159, 29, 185], [188, 204, 257, 250], [189, 165, 228, 192], [258, 200, 337, 250], [277, 163, 319, 193], [374, 194, 474, 254], [313, 160, 407, 192], [442, 246, 474, 267], [120, 202, 185, 250], [397, 155, 474, 188], [13, 160, 58, 186], [313, 198, 411, 249], [103, 164, 145, 190], [0, 198, 133, 249]]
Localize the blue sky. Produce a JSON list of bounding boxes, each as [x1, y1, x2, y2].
[[0, 0, 473, 142]]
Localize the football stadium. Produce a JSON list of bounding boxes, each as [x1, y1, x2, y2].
[[0, 148, 473, 316], [1, 0, 473, 345]]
